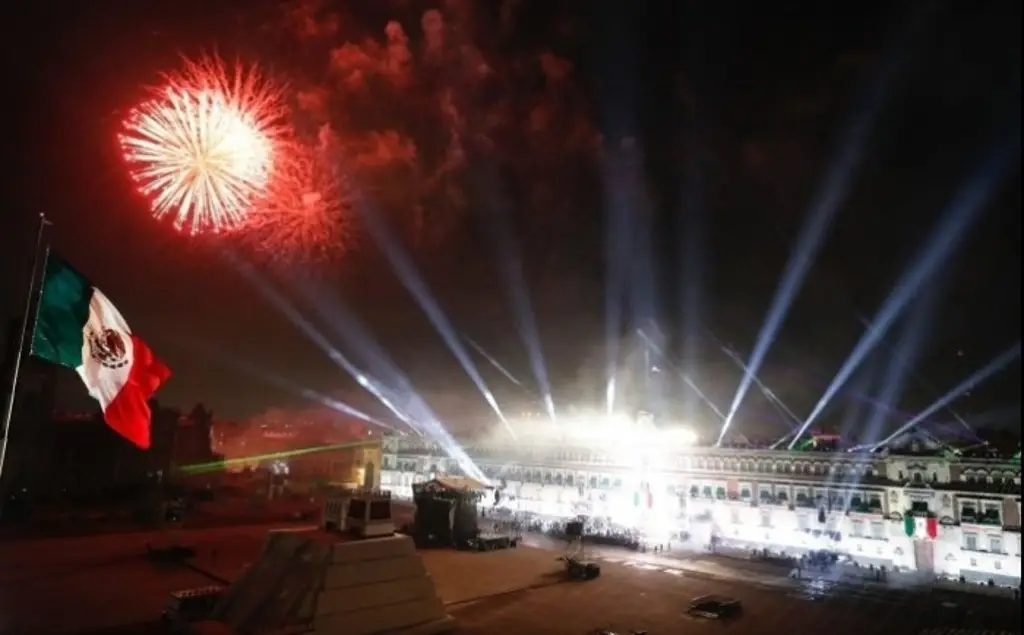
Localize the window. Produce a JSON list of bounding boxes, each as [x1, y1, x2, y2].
[[776, 491, 789, 503], [868, 495, 882, 510], [870, 522, 884, 540], [702, 486, 712, 499], [964, 533, 978, 551], [347, 499, 367, 522], [961, 504, 977, 522], [689, 485, 699, 498], [369, 500, 390, 520], [988, 536, 1002, 553], [910, 501, 929, 514], [982, 504, 1001, 524], [740, 487, 751, 500], [715, 487, 726, 500], [898, 471, 904, 481], [826, 514, 839, 531]]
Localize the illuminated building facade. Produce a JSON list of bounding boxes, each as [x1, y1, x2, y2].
[[381, 430, 1022, 585], [286, 440, 383, 490]]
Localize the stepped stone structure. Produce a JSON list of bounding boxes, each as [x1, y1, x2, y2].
[[199, 490, 454, 635]]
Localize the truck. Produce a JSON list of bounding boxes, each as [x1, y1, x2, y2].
[[411, 478, 519, 551]]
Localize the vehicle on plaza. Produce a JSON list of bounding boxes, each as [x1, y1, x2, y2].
[[145, 543, 197, 562], [560, 555, 602, 580], [160, 585, 224, 631], [687, 594, 742, 619]]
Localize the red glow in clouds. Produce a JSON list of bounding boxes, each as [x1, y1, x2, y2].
[[120, 56, 289, 236]]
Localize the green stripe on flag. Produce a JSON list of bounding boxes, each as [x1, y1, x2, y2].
[[31, 254, 93, 368]]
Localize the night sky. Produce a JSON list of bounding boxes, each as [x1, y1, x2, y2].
[[2, 1, 1020, 441]]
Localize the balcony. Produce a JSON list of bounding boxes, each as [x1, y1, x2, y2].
[[849, 503, 884, 515], [960, 512, 1002, 527], [794, 494, 816, 509]]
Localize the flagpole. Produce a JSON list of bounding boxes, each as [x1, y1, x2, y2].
[[0, 213, 51, 492]]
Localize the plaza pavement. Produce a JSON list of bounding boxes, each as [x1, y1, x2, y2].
[[1, 524, 1018, 635]]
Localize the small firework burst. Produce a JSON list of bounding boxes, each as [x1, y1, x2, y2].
[[240, 141, 356, 263]]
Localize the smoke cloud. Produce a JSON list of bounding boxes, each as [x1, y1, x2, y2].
[[275, 0, 602, 248]]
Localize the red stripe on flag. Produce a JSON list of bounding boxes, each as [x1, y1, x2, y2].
[[103, 335, 172, 449]]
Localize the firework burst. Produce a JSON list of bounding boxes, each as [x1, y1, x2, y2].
[[240, 139, 356, 264], [120, 56, 289, 235]]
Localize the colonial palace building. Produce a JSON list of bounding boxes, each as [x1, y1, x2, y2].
[[380, 433, 1022, 586]]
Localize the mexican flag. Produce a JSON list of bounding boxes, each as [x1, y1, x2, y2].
[[31, 255, 171, 449]]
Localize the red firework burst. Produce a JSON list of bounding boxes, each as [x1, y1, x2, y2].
[[119, 56, 288, 235], [240, 140, 356, 263]]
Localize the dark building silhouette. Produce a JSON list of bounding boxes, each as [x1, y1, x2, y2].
[[7, 401, 221, 503], [1, 315, 58, 495]]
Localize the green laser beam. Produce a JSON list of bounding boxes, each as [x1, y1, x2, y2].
[[179, 440, 379, 474]]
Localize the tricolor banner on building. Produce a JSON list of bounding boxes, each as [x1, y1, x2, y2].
[[904, 513, 939, 539], [30, 254, 171, 449]]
